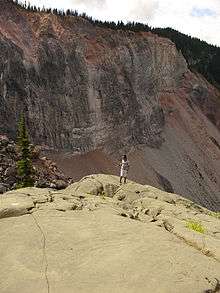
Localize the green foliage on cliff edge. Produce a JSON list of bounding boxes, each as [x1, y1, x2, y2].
[[16, 114, 34, 188], [152, 28, 220, 88]]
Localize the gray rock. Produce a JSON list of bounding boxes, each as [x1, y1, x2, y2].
[[4, 176, 17, 186], [0, 183, 7, 194], [34, 179, 49, 188], [53, 180, 68, 190], [4, 166, 17, 177]]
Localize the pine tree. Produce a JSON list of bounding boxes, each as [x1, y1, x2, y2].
[[16, 114, 34, 188]]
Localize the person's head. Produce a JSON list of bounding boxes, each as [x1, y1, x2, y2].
[[123, 154, 127, 161]]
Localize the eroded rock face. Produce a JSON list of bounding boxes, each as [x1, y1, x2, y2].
[[0, 1, 220, 209], [0, 175, 220, 293], [0, 1, 184, 150]]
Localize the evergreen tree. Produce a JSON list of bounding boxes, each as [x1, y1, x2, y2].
[[16, 114, 34, 188]]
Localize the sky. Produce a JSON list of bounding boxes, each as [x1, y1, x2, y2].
[[21, 0, 220, 46]]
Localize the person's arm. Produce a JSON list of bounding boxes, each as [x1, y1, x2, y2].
[[128, 161, 130, 169]]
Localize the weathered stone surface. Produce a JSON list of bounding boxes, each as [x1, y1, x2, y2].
[[0, 174, 219, 293], [64, 175, 104, 197], [0, 194, 34, 218], [103, 183, 119, 198]]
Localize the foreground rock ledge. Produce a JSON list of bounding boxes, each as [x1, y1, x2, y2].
[[0, 174, 219, 293]]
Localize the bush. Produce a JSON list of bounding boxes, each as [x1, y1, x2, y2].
[[186, 220, 205, 234]]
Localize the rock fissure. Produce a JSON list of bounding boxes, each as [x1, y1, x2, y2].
[[161, 221, 220, 263], [31, 214, 50, 293], [118, 203, 220, 263]]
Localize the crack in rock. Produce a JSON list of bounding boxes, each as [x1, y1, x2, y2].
[[160, 220, 219, 263], [31, 214, 50, 293]]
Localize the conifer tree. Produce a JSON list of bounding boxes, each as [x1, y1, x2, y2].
[[16, 114, 34, 188]]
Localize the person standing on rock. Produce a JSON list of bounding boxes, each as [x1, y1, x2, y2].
[[120, 154, 130, 184]]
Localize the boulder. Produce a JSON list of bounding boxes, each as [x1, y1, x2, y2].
[[0, 194, 34, 219], [53, 179, 68, 190], [64, 176, 103, 197], [34, 179, 50, 188]]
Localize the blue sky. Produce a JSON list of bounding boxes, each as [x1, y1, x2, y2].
[[20, 0, 220, 46], [191, 7, 217, 17]]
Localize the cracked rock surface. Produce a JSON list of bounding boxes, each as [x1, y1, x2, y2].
[[0, 174, 219, 293]]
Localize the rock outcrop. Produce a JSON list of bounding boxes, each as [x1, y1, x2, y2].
[[0, 0, 220, 209], [0, 174, 219, 293], [0, 134, 69, 191]]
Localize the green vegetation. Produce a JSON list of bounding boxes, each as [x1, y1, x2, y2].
[[208, 212, 220, 219], [186, 220, 205, 234], [12, 0, 220, 88], [16, 114, 34, 188]]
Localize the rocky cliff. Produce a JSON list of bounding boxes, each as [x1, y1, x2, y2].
[[0, 0, 220, 210], [0, 175, 220, 293]]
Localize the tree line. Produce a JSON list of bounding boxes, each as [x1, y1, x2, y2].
[[12, 0, 152, 32], [152, 28, 220, 88], [11, 0, 220, 88]]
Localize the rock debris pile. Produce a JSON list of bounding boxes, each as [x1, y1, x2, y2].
[[0, 134, 69, 192]]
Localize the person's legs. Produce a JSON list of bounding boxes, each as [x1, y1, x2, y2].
[[120, 176, 122, 184], [124, 176, 127, 184]]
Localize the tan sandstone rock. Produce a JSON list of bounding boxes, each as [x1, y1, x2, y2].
[[0, 174, 219, 293]]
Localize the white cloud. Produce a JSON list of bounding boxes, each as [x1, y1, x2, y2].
[[67, 0, 159, 22], [23, 0, 220, 45], [151, 0, 220, 45], [128, 0, 159, 22]]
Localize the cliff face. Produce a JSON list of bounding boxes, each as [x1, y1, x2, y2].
[[0, 0, 220, 210], [0, 1, 182, 151]]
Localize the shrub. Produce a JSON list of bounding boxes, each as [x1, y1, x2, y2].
[[186, 220, 205, 234]]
